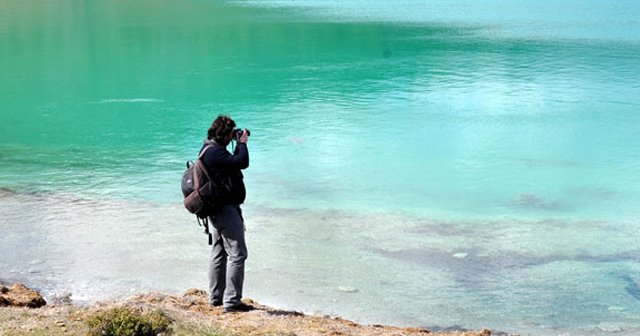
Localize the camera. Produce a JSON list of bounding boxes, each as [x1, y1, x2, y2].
[[234, 128, 250, 139]]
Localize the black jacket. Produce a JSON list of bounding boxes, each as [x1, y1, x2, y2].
[[200, 140, 249, 205]]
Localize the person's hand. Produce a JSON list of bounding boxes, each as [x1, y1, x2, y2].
[[239, 129, 249, 144]]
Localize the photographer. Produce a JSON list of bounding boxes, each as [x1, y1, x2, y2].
[[200, 115, 252, 313]]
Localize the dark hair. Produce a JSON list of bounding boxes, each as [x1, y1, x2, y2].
[[208, 115, 236, 143]]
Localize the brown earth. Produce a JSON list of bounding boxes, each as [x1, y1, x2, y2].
[[0, 284, 509, 336], [0, 284, 46, 308]]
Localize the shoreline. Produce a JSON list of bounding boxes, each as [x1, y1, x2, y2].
[[0, 283, 508, 336]]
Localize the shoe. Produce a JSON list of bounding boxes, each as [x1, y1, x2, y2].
[[211, 301, 222, 307], [223, 302, 254, 313]]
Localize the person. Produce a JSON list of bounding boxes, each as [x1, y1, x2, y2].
[[200, 115, 252, 313]]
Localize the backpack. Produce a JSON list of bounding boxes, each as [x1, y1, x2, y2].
[[181, 145, 230, 244]]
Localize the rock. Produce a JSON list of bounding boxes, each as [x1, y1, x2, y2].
[[183, 288, 207, 297], [608, 306, 627, 312], [402, 327, 431, 333], [52, 292, 73, 305], [596, 322, 622, 333], [0, 283, 47, 308]]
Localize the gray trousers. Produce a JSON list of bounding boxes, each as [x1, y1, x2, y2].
[[208, 204, 248, 308]]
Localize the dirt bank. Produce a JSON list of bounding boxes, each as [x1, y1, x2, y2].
[[0, 284, 508, 336]]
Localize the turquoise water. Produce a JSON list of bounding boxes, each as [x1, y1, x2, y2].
[[1, 1, 640, 335]]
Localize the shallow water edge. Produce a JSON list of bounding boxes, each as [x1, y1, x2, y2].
[[2, 189, 640, 335]]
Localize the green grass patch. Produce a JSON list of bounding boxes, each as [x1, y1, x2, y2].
[[85, 307, 172, 336]]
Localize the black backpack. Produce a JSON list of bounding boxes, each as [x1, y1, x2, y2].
[[181, 145, 230, 244]]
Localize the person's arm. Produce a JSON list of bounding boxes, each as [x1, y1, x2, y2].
[[204, 130, 250, 170], [213, 143, 248, 170]]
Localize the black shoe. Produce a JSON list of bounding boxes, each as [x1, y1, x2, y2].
[[211, 301, 222, 307], [223, 302, 254, 313]]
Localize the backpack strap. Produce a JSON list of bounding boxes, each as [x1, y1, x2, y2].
[[197, 216, 213, 245], [195, 145, 214, 186], [196, 144, 215, 245], [198, 144, 214, 159]]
